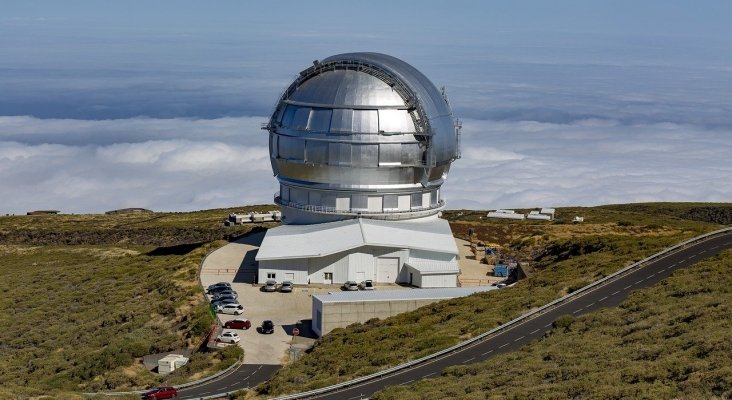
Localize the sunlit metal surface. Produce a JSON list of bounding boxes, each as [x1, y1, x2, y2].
[[263, 52, 460, 224]]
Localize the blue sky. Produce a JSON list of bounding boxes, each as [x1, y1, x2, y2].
[[1, 1, 731, 213]]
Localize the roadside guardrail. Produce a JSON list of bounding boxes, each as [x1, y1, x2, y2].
[[272, 226, 732, 400]]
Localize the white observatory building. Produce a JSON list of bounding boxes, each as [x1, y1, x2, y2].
[[256, 52, 461, 288]]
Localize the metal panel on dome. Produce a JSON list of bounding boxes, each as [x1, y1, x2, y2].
[[330, 109, 353, 133], [379, 109, 415, 133], [308, 109, 332, 131], [352, 110, 378, 133]]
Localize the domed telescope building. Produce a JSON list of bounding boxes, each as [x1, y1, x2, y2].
[[256, 52, 462, 288]]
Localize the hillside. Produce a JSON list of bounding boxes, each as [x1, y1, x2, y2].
[[373, 248, 732, 399], [0, 206, 273, 398], [260, 203, 732, 396]]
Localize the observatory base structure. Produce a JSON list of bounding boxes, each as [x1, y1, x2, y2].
[[256, 217, 459, 287]]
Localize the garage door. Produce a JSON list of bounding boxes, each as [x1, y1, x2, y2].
[[376, 257, 399, 283]]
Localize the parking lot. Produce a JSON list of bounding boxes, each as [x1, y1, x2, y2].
[[199, 231, 333, 365]]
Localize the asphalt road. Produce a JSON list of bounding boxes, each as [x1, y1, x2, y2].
[[304, 231, 732, 400], [178, 363, 279, 399]]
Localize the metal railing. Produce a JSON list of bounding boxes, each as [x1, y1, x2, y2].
[[272, 226, 732, 400], [275, 194, 445, 219]]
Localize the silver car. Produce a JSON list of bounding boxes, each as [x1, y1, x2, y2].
[[279, 280, 293, 293], [359, 280, 374, 290], [342, 281, 359, 291], [263, 279, 277, 292]]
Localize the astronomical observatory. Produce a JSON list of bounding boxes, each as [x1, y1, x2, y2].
[[256, 52, 462, 288]]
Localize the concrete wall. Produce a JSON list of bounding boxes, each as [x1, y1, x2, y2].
[[313, 298, 444, 336]]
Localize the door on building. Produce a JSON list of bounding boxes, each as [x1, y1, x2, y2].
[[324, 272, 333, 284], [355, 271, 365, 282], [376, 257, 399, 283], [285, 272, 295, 282]]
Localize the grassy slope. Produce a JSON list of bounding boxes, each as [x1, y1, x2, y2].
[[374, 249, 732, 400], [260, 203, 732, 396], [0, 205, 276, 246], [0, 206, 274, 398]]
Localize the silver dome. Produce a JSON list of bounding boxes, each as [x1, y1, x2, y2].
[[264, 52, 460, 224]]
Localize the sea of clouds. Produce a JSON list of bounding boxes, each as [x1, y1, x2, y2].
[[1, 13, 731, 214]]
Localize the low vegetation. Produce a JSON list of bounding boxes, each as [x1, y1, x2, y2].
[[260, 203, 731, 396], [0, 205, 276, 246], [0, 207, 263, 398], [373, 249, 732, 399]]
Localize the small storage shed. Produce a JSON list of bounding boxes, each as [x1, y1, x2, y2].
[[158, 354, 189, 374]]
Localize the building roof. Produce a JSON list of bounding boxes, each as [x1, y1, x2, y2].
[[256, 217, 458, 261], [313, 286, 495, 304]]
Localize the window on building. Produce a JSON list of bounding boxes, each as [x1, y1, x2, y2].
[[352, 195, 368, 210], [383, 194, 398, 210], [411, 192, 423, 209], [267, 273, 276, 279]]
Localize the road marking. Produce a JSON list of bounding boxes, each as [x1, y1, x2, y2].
[[529, 329, 539, 335], [658, 268, 665, 272], [624, 285, 632, 290], [423, 372, 436, 378], [573, 309, 582, 314], [463, 357, 476, 363], [585, 303, 595, 309], [648, 273, 656, 278], [514, 336, 525, 342], [499, 343, 509, 348], [711, 245, 719, 250], [599, 296, 608, 302], [481, 350, 494, 356], [544, 323, 552, 328], [399, 379, 415, 386], [635, 280, 643, 285], [611, 291, 620, 296]]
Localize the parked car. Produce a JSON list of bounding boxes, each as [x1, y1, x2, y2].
[[359, 280, 374, 290], [206, 282, 231, 294], [211, 297, 238, 306], [212, 293, 238, 303], [263, 279, 277, 292], [217, 331, 241, 344], [342, 281, 359, 291], [216, 304, 244, 315], [279, 281, 293, 293], [212, 290, 238, 299], [258, 320, 275, 334], [141, 386, 178, 399], [224, 318, 251, 330]]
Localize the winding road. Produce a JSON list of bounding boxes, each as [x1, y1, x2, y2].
[[178, 229, 732, 399], [298, 230, 732, 400]]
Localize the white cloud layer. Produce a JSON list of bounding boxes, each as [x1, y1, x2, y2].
[[1, 115, 730, 214]]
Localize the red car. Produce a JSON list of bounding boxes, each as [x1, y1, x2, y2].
[[224, 318, 252, 330], [141, 386, 177, 399]]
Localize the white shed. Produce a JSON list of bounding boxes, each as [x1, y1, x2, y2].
[[158, 354, 188, 374]]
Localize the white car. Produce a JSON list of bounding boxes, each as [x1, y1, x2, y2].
[[216, 303, 244, 315], [217, 331, 240, 344]]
